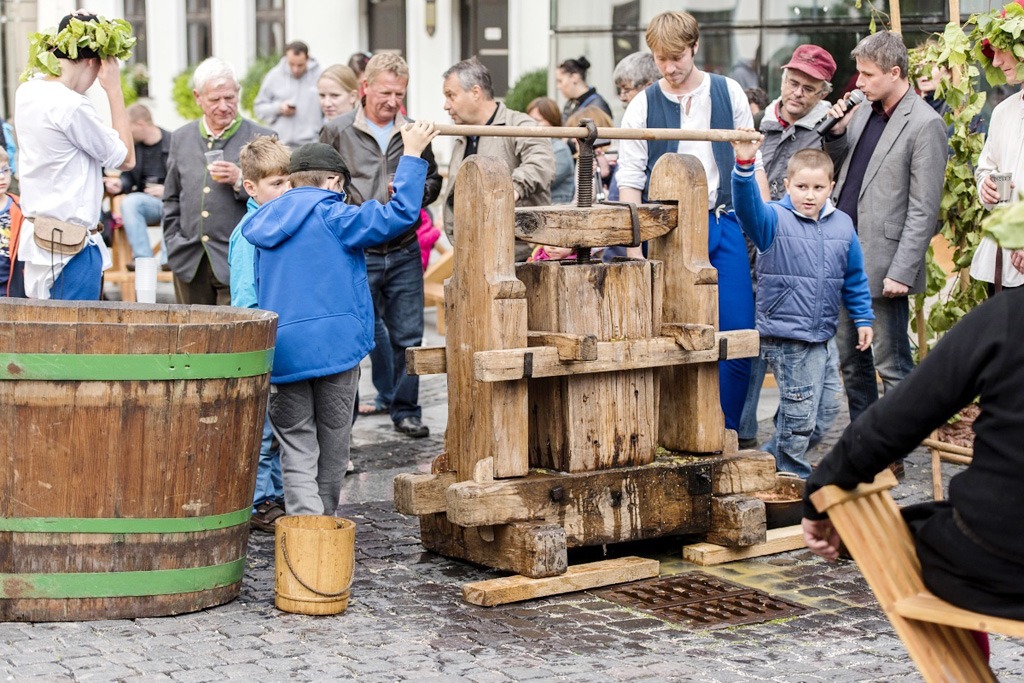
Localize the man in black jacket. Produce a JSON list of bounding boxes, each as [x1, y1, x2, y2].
[[804, 286, 1024, 620], [103, 103, 171, 265], [321, 53, 443, 439]]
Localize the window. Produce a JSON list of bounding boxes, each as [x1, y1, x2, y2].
[[185, 0, 212, 66], [256, 0, 286, 58], [123, 0, 148, 66]]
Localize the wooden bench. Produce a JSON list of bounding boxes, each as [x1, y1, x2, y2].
[[104, 225, 173, 302], [423, 245, 452, 334], [811, 470, 1024, 682]]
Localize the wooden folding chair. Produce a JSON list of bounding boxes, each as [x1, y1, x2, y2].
[[811, 470, 1024, 683], [923, 433, 973, 501]]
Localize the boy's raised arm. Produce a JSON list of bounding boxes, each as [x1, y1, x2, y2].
[[730, 128, 776, 251]]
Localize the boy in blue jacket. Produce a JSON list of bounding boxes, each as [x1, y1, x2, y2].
[[731, 131, 873, 478], [243, 121, 438, 516]]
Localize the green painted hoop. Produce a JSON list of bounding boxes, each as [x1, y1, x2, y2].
[[0, 508, 252, 534], [0, 558, 245, 599], [0, 349, 273, 381]]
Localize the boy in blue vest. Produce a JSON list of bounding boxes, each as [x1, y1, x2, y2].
[[242, 121, 438, 516], [616, 10, 764, 430], [731, 132, 874, 478]]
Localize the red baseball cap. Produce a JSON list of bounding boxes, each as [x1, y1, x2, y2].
[[781, 44, 837, 82], [982, 0, 1024, 59]]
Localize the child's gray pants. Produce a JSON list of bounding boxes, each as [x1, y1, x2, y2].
[[268, 367, 359, 516]]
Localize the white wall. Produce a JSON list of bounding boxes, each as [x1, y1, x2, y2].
[[286, 1, 360, 71], [508, 0, 549, 86], [145, 0, 188, 131]]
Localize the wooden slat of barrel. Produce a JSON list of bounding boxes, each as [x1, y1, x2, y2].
[[0, 300, 276, 621]]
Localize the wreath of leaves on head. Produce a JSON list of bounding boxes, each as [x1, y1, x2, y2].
[[22, 16, 136, 82], [968, 2, 1024, 86]]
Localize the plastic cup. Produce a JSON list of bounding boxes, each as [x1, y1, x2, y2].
[[205, 149, 224, 169], [134, 257, 159, 304]]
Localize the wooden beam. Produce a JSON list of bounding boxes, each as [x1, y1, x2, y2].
[[527, 331, 598, 361], [706, 495, 766, 547], [711, 451, 776, 495], [660, 323, 715, 351], [407, 345, 447, 376], [434, 123, 762, 143], [419, 514, 568, 578], [444, 459, 712, 545], [462, 557, 660, 607], [682, 525, 806, 566], [393, 472, 456, 516], [514, 204, 676, 247], [473, 330, 759, 382]]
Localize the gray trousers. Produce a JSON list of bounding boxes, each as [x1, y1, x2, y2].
[[268, 367, 359, 516]]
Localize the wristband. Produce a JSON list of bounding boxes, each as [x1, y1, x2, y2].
[[735, 158, 756, 166]]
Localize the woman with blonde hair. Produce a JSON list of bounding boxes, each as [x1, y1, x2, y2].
[[317, 64, 359, 121]]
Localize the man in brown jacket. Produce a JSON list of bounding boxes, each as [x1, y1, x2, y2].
[[441, 57, 553, 262]]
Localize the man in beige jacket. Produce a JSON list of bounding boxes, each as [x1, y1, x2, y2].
[[441, 57, 553, 262]]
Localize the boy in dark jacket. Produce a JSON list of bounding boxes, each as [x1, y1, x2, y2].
[[731, 132, 874, 477], [242, 121, 437, 516]]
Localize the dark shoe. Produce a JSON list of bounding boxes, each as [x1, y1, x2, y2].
[[888, 459, 906, 481], [126, 261, 135, 272], [738, 438, 758, 450], [250, 500, 285, 533], [161, 263, 172, 272], [394, 416, 429, 438]]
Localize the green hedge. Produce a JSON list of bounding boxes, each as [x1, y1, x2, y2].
[[503, 68, 547, 113], [171, 54, 281, 122]]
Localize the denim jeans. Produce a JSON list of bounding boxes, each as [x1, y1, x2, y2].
[[739, 337, 841, 448], [368, 315, 395, 409], [758, 338, 828, 478], [837, 297, 914, 422], [365, 240, 424, 423], [252, 407, 282, 510], [120, 192, 167, 263]]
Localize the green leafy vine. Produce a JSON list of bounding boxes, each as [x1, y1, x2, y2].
[[22, 16, 136, 81]]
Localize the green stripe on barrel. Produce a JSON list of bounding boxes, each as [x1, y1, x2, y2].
[[0, 350, 274, 380], [0, 508, 252, 534]]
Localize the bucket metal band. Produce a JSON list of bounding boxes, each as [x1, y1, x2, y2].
[[0, 508, 252, 534], [0, 558, 245, 599], [0, 349, 274, 381]]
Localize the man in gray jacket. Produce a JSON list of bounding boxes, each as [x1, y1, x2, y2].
[[441, 57, 553, 263], [163, 57, 274, 305], [253, 41, 323, 149], [824, 31, 947, 430], [320, 53, 443, 439]]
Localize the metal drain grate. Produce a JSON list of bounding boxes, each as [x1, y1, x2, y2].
[[592, 571, 812, 628]]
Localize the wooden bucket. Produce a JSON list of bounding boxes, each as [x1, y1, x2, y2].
[[0, 299, 277, 621], [275, 516, 355, 615]]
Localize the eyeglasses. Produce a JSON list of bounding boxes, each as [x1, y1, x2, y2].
[[616, 84, 644, 101], [782, 78, 822, 97], [0, 167, 10, 176]]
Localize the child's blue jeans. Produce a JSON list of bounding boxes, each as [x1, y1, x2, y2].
[[252, 407, 282, 511], [757, 337, 828, 478]]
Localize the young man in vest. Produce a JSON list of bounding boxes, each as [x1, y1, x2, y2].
[[615, 10, 767, 430]]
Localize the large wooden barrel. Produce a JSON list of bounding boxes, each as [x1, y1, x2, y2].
[[0, 300, 277, 621]]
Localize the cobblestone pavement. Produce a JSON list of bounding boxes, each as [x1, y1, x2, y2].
[[3, 315, 1023, 682]]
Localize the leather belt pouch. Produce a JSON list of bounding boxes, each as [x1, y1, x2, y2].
[[33, 216, 88, 255]]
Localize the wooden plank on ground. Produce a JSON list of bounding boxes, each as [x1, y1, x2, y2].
[[682, 525, 805, 565], [462, 557, 660, 607]]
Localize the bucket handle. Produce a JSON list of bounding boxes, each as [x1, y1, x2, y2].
[[280, 530, 354, 598]]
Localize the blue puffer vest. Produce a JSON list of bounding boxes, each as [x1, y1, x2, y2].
[[642, 74, 735, 208], [756, 200, 858, 343]]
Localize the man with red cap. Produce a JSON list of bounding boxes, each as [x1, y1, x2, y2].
[[738, 44, 842, 451]]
